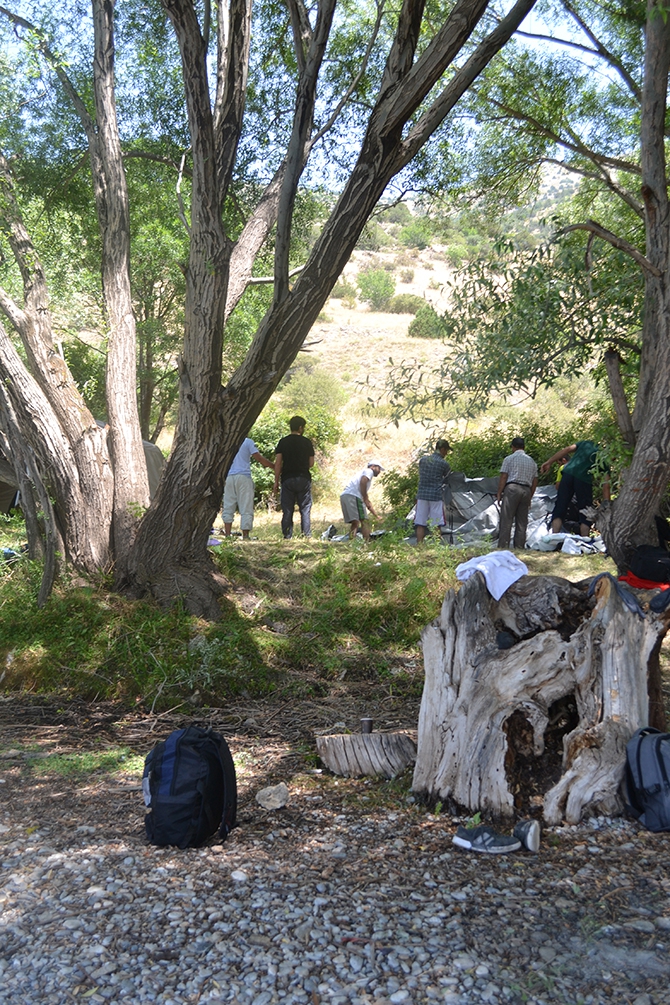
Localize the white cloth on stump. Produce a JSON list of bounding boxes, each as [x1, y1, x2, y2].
[[455, 551, 528, 601]]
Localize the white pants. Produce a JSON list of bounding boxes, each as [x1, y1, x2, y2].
[[222, 474, 255, 530]]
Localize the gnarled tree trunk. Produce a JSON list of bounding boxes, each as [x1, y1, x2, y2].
[[413, 573, 669, 824]]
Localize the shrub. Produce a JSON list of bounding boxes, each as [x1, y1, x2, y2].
[[381, 465, 419, 515], [408, 304, 447, 339], [380, 203, 412, 225], [399, 217, 433, 250], [449, 421, 572, 482], [331, 278, 356, 299], [400, 269, 414, 283], [357, 268, 395, 310], [250, 403, 342, 502], [382, 420, 574, 515], [387, 294, 425, 314], [356, 221, 388, 251]]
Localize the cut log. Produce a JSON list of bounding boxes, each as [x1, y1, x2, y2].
[[316, 732, 417, 779], [412, 573, 670, 824]]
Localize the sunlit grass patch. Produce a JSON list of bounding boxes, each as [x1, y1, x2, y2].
[[23, 746, 144, 778]]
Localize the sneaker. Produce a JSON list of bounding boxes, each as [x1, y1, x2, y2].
[[513, 818, 541, 852], [452, 824, 521, 854]]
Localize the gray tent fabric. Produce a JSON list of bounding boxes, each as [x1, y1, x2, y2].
[[409, 472, 557, 545]]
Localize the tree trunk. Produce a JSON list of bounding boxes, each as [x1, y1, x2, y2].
[[600, 5, 670, 570], [413, 573, 669, 824], [316, 732, 417, 779], [128, 0, 538, 615], [92, 0, 150, 577]]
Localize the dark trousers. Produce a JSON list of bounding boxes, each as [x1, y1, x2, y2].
[[498, 482, 532, 550], [280, 477, 312, 538], [552, 472, 593, 527]]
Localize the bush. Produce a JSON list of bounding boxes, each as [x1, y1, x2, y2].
[[331, 278, 356, 299], [380, 203, 412, 225], [356, 221, 388, 251], [399, 217, 433, 250], [250, 403, 342, 502], [357, 268, 395, 310], [449, 421, 572, 482], [382, 420, 578, 515], [381, 465, 419, 515], [387, 294, 425, 314], [278, 360, 348, 412], [408, 304, 447, 339], [400, 269, 414, 283]]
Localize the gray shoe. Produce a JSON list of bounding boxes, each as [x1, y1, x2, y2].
[[452, 824, 521, 854], [513, 818, 541, 852]]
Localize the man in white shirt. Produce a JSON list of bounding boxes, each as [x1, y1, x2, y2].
[[496, 437, 538, 551], [223, 437, 274, 539], [340, 461, 384, 541]]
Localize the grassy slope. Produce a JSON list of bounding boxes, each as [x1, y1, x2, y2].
[[0, 508, 615, 710]]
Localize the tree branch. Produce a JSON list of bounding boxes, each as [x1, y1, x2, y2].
[[274, 0, 337, 301], [213, 0, 253, 198], [483, 95, 640, 177], [287, 0, 313, 74], [399, 0, 538, 163], [560, 0, 641, 101], [559, 220, 662, 277], [308, 0, 386, 150], [0, 283, 27, 336], [541, 157, 644, 218]]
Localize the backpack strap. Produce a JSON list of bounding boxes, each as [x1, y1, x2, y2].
[[158, 728, 185, 797]]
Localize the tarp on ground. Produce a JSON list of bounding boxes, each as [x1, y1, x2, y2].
[[443, 473, 558, 544], [409, 471, 558, 545]]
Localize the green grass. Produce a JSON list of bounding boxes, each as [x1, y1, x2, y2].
[[25, 747, 145, 778], [0, 742, 145, 779], [0, 514, 616, 710]]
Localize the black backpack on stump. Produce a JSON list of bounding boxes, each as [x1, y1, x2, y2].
[[143, 725, 237, 848], [625, 727, 670, 832]]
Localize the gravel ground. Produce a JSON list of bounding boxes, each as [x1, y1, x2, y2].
[[1, 703, 670, 1005]]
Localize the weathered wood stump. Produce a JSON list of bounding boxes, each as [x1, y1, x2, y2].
[[316, 732, 416, 778], [412, 573, 670, 824]]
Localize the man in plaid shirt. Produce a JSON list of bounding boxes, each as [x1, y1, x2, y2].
[[496, 437, 538, 550], [415, 439, 452, 543]]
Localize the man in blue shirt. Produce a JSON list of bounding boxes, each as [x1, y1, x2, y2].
[[415, 439, 452, 543]]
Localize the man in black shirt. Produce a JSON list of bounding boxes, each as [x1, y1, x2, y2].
[[273, 416, 315, 538]]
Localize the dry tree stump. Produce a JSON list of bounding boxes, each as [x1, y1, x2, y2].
[[316, 732, 417, 778], [412, 573, 670, 824]]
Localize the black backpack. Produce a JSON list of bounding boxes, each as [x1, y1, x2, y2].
[[629, 544, 670, 584], [143, 725, 237, 848], [625, 727, 670, 832]]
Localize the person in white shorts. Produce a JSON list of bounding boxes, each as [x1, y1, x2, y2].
[[340, 462, 384, 541], [222, 437, 274, 539], [415, 439, 452, 543]]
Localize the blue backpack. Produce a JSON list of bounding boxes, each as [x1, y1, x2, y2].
[[625, 727, 670, 832], [143, 725, 237, 848]]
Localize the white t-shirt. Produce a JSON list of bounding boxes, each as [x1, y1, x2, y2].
[[342, 467, 374, 500], [228, 438, 258, 477]]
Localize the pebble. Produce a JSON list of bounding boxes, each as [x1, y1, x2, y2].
[[0, 802, 669, 1005]]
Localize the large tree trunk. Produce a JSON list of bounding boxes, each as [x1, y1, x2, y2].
[[0, 152, 114, 574], [92, 0, 149, 576], [413, 573, 669, 824], [128, 0, 537, 616], [600, 4, 670, 570]]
